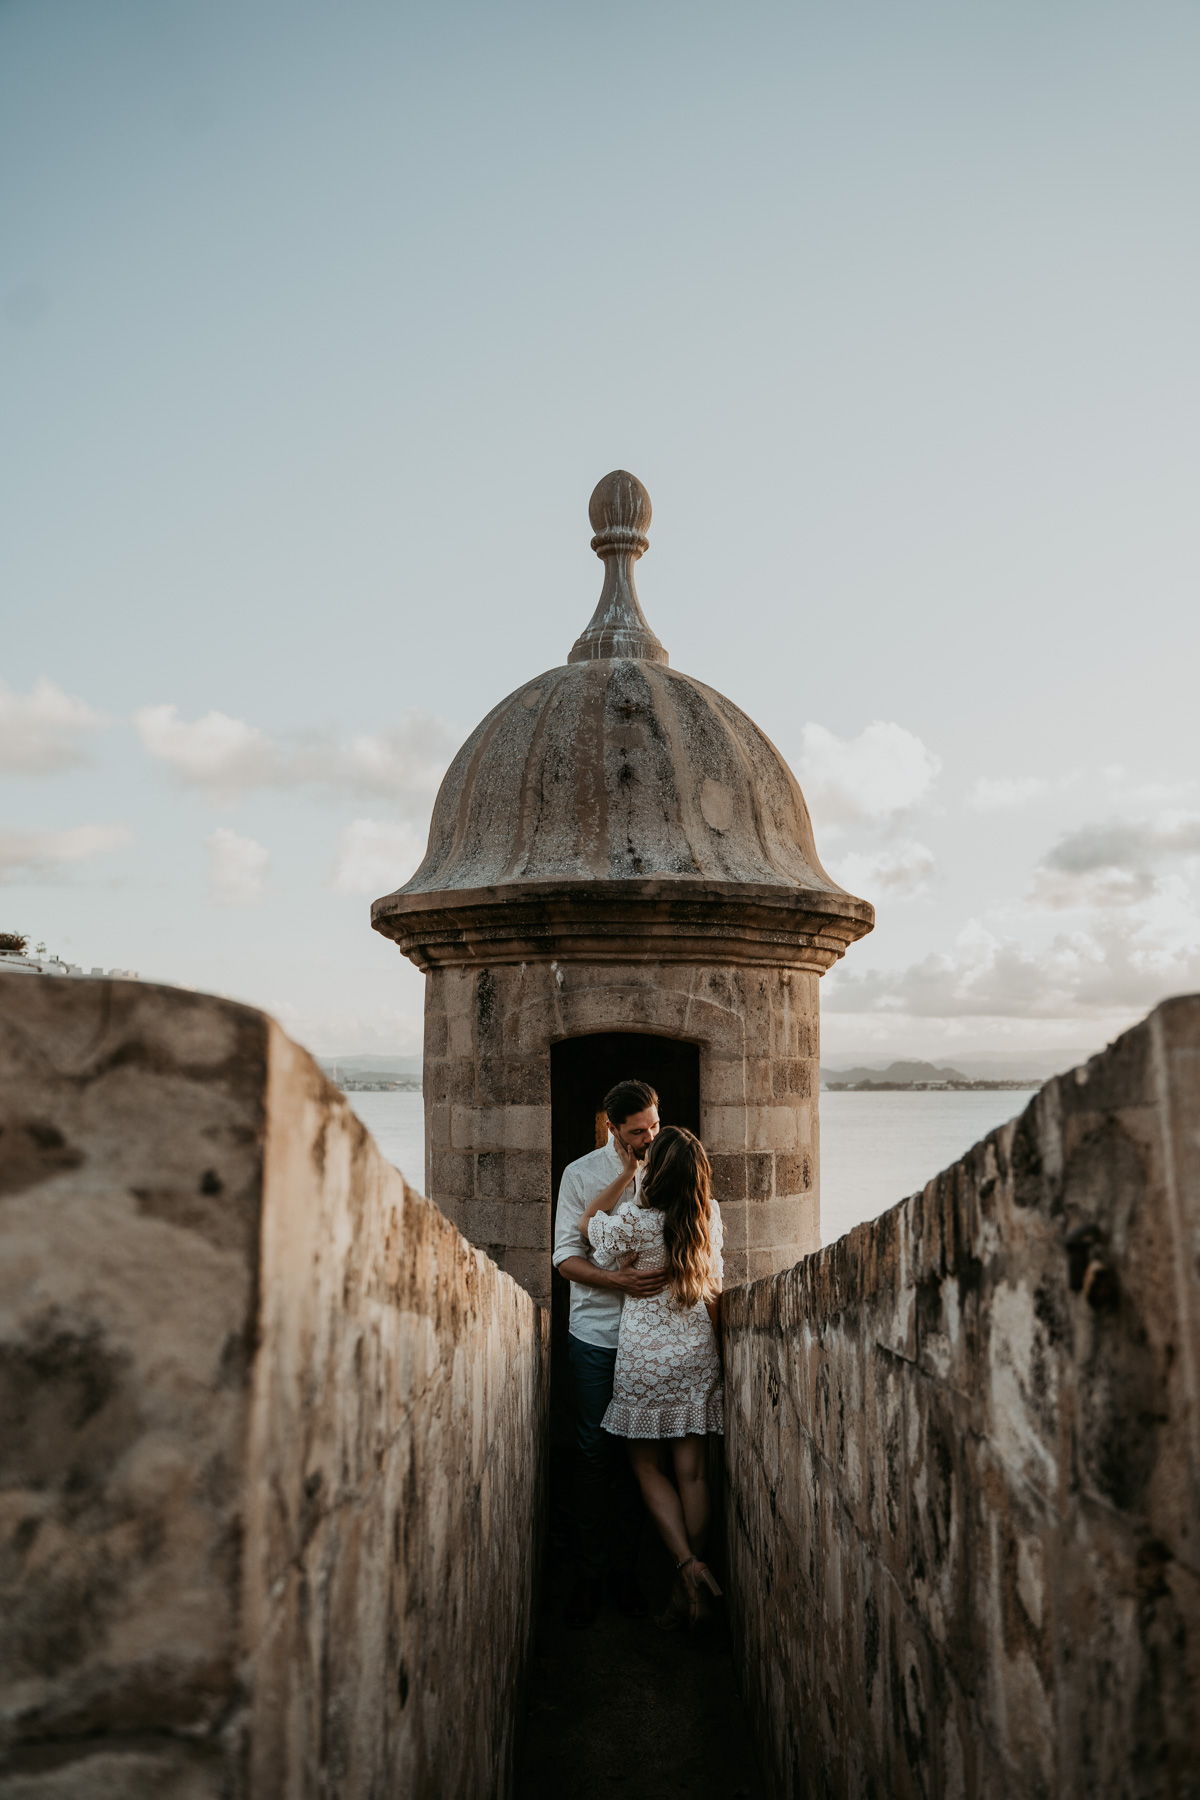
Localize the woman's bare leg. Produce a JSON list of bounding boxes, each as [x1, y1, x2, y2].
[[626, 1440, 692, 1566], [671, 1434, 710, 1556]]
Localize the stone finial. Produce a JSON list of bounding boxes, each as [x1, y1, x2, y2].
[[567, 471, 669, 665], [588, 468, 652, 557]]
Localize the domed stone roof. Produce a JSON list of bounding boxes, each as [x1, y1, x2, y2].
[[372, 473, 873, 971], [399, 658, 835, 893]]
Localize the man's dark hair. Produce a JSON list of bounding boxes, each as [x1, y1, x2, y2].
[[604, 1079, 659, 1126]]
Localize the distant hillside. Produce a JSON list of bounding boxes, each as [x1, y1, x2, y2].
[[823, 1058, 1042, 1091], [823, 1059, 967, 1086], [827, 1047, 1095, 1081]]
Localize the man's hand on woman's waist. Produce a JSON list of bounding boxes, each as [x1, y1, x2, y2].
[[555, 1254, 667, 1299]]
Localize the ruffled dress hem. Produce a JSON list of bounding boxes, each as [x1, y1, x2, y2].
[[601, 1397, 724, 1439]]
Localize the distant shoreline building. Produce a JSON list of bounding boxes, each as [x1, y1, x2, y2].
[[0, 949, 139, 980]]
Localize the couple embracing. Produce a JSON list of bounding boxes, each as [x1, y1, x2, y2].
[[552, 1079, 725, 1633]]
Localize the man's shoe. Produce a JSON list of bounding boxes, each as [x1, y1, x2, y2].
[[564, 1578, 602, 1628], [611, 1572, 647, 1619]]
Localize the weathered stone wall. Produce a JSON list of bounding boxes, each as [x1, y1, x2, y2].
[[0, 972, 549, 1799], [723, 994, 1200, 1799], [242, 1025, 550, 1798], [423, 959, 821, 1301], [0, 975, 268, 1798]]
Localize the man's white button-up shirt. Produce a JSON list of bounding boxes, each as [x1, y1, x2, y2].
[[552, 1139, 640, 1350]]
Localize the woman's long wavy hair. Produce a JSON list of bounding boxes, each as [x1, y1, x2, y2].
[[640, 1126, 717, 1309]]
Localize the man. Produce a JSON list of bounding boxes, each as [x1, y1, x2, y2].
[[553, 1077, 665, 1628]]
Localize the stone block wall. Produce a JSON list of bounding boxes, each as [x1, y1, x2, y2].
[[722, 994, 1200, 1799], [422, 959, 822, 1302], [0, 972, 549, 1799]]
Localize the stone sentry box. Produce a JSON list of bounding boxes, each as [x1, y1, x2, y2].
[[372, 472, 874, 1302]]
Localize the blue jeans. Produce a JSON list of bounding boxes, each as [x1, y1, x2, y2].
[[568, 1333, 643, 1580]]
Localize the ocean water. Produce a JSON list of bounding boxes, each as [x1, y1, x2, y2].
[[344, 1086, 1041, 1247], [817, 1087, 1040, 1246], [344, 1089, 427, 1188]]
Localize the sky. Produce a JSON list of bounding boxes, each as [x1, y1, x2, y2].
[[3, 0, 1199, 1073]]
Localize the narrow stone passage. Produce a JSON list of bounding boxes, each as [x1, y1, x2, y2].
[[518, 1456, 764, 1799]]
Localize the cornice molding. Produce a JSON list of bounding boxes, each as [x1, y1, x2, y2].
[[371, 878, 874, 974]]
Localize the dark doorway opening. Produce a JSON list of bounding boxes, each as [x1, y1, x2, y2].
[[525, 1034, 765, 1798], [549, 1032, 701, 1445]]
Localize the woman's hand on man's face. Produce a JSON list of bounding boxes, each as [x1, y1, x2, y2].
[[612, 1131, 640, 1180]]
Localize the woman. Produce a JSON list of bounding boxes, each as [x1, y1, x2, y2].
[[577, 1124, 724, 1629]]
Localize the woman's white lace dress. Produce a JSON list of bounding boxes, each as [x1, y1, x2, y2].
[[587, 1200, 724, 1438]]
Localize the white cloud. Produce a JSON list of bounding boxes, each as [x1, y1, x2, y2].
[[826, 797, 1200, 1025], [0, 823, 133, 882], [969, 776, 1049, 810], [135, 704, 455, 809], [0, 678, 108, 775], [324, 719, 456, 804], [205, 828, 269, 905], [1101, 769, 1196, 808], [828, 841, 935, 899], [826, 891, 1200, 1022], [799, 721, 940, 825], [136, 705, 279, 799], [331, 818, 426, 896], [1032, 811, 1200, 909]]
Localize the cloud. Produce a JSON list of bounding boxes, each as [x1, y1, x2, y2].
[[0, 823, 133, 882], [1032, 812, 1200, 909], [0, 678, 109, 775], [1101, 768, 1196, 808], [828, 841, 935, 899], [205, 829, 269, 905], [969, 776, 1049, 810], [827, 799, 1200, 1024], [136, 706, 279, 798], [326, 720, 456, 804], [331, 818, 427, 896], [135, 704, 455, 809], [798, 722, 940, 825], [825, 900, 1200, 1023]]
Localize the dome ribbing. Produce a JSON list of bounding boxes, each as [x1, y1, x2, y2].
[[371, 472, 873, 971]]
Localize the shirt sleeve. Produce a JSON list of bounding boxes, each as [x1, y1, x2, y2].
[[709, 1202, 724, 1284], [552, 1166, 585, 1268], [587, 1205, 642, 1259]]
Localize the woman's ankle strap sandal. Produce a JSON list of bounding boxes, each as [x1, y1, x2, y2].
[[675, 1555, 723, 1598], [692, 1560, 723, 1598], [683, 1555, 723, 1598]]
